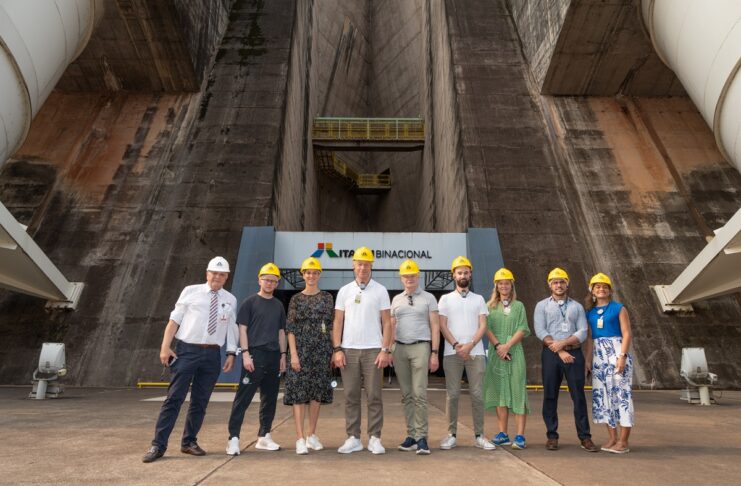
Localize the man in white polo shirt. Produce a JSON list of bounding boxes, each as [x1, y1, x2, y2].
[[332, 246, 392, 455], [438, 256, 496, 451]]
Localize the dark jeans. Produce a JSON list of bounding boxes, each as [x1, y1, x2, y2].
[[228, 346, 280, 438], [152, 342, 221, 451], [541, 347, 591, 440]]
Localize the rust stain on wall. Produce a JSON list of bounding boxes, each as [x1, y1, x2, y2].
[[14, 92, 195, 204], [588, 97, 674, 207]]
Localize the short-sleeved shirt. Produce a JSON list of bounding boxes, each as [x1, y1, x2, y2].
[[586, 301, 624, 339], [237, 293, 286, 351], [170, 283, 238, 351], [335, 279, 391, 349], [438, 290, 489, 357], [533, 296, 588, 343], [391, 287, 439, 343]]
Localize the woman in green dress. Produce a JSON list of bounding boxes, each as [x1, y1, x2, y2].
[[484, 268, 530, 450]]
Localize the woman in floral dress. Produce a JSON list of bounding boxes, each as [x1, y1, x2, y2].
[[284, 257, 334, 455], [584, 272, 634, 454]]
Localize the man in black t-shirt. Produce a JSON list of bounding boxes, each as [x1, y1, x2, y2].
[[226, 263, 287, 455]]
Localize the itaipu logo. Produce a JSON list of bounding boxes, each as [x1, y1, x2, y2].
[[311, 243, 339, 258], [311, 242, 431, 259]]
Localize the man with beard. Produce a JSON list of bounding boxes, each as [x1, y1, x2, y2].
[[533, 268, 598, 452], [333, 246, 392, 455], [438, 256, 496, 451]]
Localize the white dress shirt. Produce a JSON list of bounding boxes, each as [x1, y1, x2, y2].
[[170, 283, 238, 352]]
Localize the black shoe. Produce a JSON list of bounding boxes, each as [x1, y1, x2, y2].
[[398, 436, 418, 451], [142, 446, 164, 463], [181, 442, 206, 456]]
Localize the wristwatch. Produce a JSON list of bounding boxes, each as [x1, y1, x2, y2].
[[382, 347, 392, 354], [617, 353, 627, 358]]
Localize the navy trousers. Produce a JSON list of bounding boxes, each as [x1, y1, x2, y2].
[[228, 346, 280, 438], [152, 342, 221, 450], [541, 347, 591, 440]]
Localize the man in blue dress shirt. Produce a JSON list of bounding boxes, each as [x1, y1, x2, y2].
[[533, 268, 598, 453]]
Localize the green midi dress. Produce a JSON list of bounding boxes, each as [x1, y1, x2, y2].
[[483, 300, 530, 414]]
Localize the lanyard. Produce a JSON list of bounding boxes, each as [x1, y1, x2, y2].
[[557, 299, 568, 319]]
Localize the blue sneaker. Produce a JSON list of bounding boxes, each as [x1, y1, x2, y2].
[[512, 435, 527, 450], [491, 432, 511, 446], [398, 436, 418, 451], [415, 437, 431, 455]]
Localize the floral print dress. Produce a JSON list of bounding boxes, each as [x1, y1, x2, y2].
[[283, 291, 334, 405]]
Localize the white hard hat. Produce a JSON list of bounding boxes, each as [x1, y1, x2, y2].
[[207, 256, 230, 273]]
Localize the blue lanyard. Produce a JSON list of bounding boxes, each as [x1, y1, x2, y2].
[[557, 299, 568, 319]]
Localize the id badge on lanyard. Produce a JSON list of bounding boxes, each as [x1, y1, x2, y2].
[[558, 300, 569, 333]]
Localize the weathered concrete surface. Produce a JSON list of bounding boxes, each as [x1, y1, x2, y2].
[[544, 96, 741, 387], [506, 0, 685, 96], [58, 0, 233, 91], [0, 0, 293, 385], [2, 385, 740, 485], [444, 0, 741, 387]]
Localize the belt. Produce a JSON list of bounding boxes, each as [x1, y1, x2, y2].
[[395, 340, 430, 346], [543, 344, 581, 351], [184, 342, 220, 350]]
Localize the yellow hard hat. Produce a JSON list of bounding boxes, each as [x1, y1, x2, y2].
[[300, 257, 322, 273], [547, 267, 569, 283], [258, 262, 281, 278], [493, 267, 515, 282], [399, 259, 420, 275], [352, 246, 375, 262], [450, 256, 472, 273], [589, 272, 612, 288]]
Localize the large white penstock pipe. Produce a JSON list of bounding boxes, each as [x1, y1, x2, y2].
[[642, 0, 741, 174], [0, 0, 103, 165]]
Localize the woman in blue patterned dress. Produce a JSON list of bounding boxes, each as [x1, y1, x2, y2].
[[584, 272, 634, 454], [284, 257, 334, 455]]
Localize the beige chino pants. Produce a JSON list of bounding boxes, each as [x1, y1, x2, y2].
[[393, 342, 431, 440], [443, 354, 486, 436], [341, 348, 384, 438]]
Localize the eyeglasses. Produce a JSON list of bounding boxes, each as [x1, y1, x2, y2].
[[260, 278, 279, 285], [407, 295, 414, 306]]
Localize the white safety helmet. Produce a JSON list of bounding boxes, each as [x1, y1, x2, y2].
[[207, 256, 230, 273]]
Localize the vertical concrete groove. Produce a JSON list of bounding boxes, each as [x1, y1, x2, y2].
[[627, 97, 714, 239]]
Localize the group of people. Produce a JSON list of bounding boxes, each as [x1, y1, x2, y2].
[[142, 248, 634, 463]]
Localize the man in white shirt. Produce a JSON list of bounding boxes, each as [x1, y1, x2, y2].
[[438, 256, 496, 451], [332, 246, 392, 455], [143, 256, 238, 463]]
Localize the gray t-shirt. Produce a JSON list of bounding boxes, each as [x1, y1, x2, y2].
[[237, 294, 286, 351], [391, 287, 438, 343]]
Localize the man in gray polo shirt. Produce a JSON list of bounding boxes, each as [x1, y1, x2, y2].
[[391, 259, 440, 455]]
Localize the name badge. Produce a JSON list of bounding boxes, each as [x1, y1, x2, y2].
[[354, 293, 362, 304], [597, 317, 604, 329], [503, 307, 511, 315], [321, 322, 327, 334], [560, 321, 569, 332]]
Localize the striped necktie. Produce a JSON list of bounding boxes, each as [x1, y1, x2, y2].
[[208, 290, 218, 335]]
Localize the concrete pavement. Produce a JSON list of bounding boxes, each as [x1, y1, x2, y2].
[[1, 384, 739, 485]]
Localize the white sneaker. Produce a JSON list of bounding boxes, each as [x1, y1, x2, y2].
[[337, 436, 363, 454], [368, 436, 386, 455], [295, 438, 308, 455], [440, 434, 457, 450], [255, 433, 281, 451], [475, 435, 496, 450], [306, 434, 324, 451], [226, 437, 240, 456]]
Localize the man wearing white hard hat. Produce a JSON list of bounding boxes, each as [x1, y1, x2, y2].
[[143, 256, 238, 463], [226, 262, 287, 455]]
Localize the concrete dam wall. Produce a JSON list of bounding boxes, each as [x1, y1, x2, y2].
[[0, 0, 739, 388]]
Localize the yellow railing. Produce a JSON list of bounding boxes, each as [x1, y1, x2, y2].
[[315, 151, 391, 191], [313, 117, 424, 142]]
